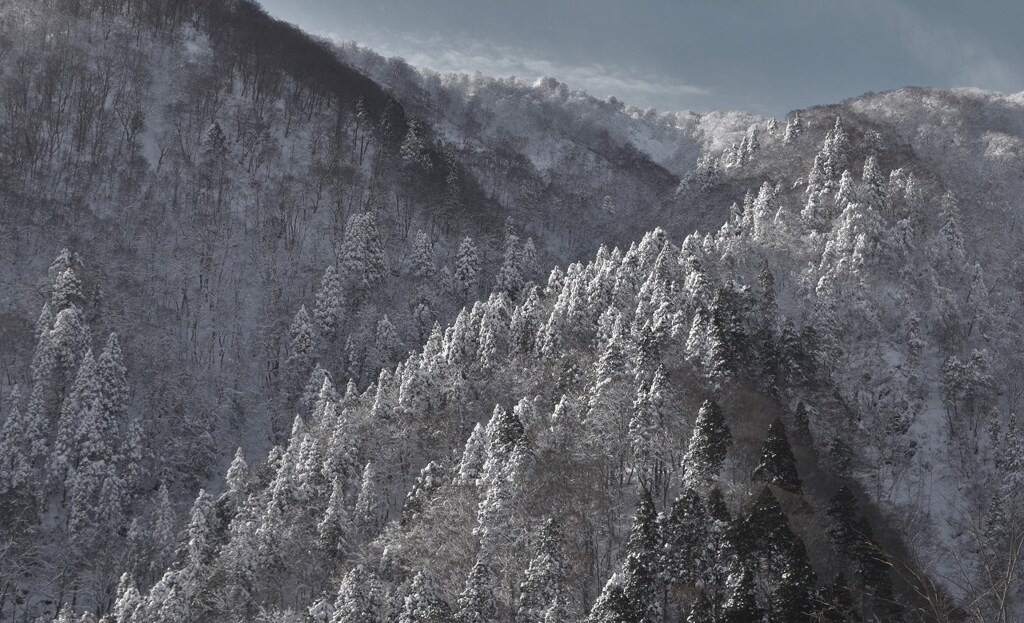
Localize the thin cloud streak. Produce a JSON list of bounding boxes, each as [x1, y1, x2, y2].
[[323, 28, 712, 111]]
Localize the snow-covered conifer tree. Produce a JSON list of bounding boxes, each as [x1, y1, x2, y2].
[[682, 400, 732, 488]]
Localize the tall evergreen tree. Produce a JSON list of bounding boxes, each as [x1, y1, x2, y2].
[[455, 237, 480, 301], [661, 488, 709, 589], [615, 489, 661, 622], [457, 558, 498, 623], [720, 567, 762, 623], [333, 565, 384, 623], [400, 570, 452, 623], [517, 519, 568, 623], [682, 400, 732, 488], [314, 265, 344, 341], [752, 418, 802, 493]]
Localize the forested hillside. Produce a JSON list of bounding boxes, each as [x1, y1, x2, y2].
[[1, 0, 1024, 621]]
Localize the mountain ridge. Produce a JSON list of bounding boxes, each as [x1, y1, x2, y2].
[[0, 0, 1022, 621]]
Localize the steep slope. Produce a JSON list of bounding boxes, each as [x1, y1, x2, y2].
[[2, 0, 1024, 620]]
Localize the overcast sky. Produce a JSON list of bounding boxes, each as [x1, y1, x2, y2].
[[258, 0, 1024, 117]]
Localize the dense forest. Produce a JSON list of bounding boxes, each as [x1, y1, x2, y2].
[[1, 0, 1024, 621]]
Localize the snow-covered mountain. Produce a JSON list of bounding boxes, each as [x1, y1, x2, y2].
[[1, 0, 1023, 621]]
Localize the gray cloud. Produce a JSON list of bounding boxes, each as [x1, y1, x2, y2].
[[884, 3, 1023, 93], [262, 0, 1024, 116], [324, 28, 712, 109]]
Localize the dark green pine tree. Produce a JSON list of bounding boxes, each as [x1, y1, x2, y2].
[[746, 488, 795, 560], [720, 567, 762, 623], [707, 288, 746, 383], [702, 486, 732, 620], [660, 489, 708, 588], [752, 418, 802, 493], [825, 485, 861, 560], [773, 537, 816, 622], [706, 486, 731, 523], [683, 400, 733, 488], [620, 489, 661, 622], [588, 575, 632, 623], [742, 488, 816, 620]]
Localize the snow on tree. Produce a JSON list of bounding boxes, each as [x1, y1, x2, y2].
[[318, 475, 352, 553], [457, 558, 498, 623], [224, 447, 250, 505], [52, 348, 100, 487], [936, 191, 966, 267], [732, 487, 816, 619], [153, 483, 177, 570], [517, 519, 568, 623], [783, 111, 802, 144], [34, 302, 54, 343], [203, 121, 228, 163], [720, 567, 762, 623], [682, 400, 732, 488], [618, 489, 661, 622], [112, 572, 144, 622], [475, 457, 517, 554], [660, 488, 709, 589], [302, 366, 334, 412], [400, 117, 432, 171], [118, 424, 145, 510], [861, 155, 886, 212], [509, 287, 542, 355], [314, 265, 344, 341], [496, 234, 524, 300], [521, 238, 539, 280], [332, 565, 384, 623], [601, 195, 616, 216], [807, 117, 849, 194], [340, 213, 387, 291], [50, 305, 91, 374], [0, 385, 33, 493], [374, 314, 403, 369], [587, 573, 631, 623], [52, 267, 84, 312], [752, 418, 802, 493], [745, 125, 760, 157], [410, 231, 436, 283], [96, 332, 128, 441], [834, 169, 857, 213], [285, 306, 317, 400], [483, 404, 526, 470], [184, 489, 217, 568], [402, 461, 446, 526], [400, 569, 452, 623], [629, 367, 668, 489], [477, 298, 510, 371], [455, 237, 481, 301], [704, 287, 746, 386], [354, 462, 383, 534]]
